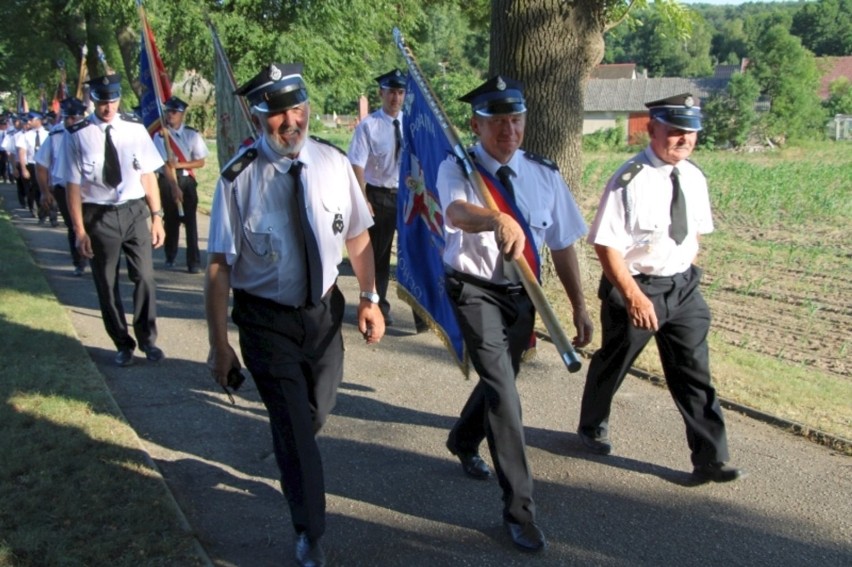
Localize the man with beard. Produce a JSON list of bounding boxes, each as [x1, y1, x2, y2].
[[577, 93, 745, 484], [205, 63, 384, 567]]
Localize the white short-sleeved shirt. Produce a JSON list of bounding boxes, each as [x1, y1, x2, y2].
[[64, 113, 164, 204], [347, 109, 402, 188], [35, 123, 69, 186], [207, 136, 374, 306], [588, 146, 714, 276], [436, 143, 587, 283], [153, 124, 209, 176], [3, 128, 22, 155], [16, 126, 49, 164]]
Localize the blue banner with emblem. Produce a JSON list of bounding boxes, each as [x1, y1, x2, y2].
[[138, 18, 171, 136], [396, 75, 468, 376]]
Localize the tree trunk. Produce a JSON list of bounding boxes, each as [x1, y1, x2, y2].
[[490, 0, 608, 283], [489, 0, 607, 196]]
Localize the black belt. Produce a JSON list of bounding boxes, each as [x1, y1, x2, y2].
[[366, 183, 397, 195], [445, 268, 525, 296], [82, 198, 144, 211], [233, 284, 336, 311]]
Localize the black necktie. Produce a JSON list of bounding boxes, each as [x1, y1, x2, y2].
[[393, 118, 401, 161], [496, 165, 516, 202], [103, 125, 122, 188], [290, 161, 323, 306], [669, 167, 687, 245], [35, 130, 41, 150]]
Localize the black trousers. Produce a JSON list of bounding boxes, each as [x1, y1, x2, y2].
[[15, 163, 26, 207], [83, 198, 158, 351], [232, 286, 345, 541], [53, 185, 85, 268], [158, 173, 200, 268], [579, 266, 729, 466], [446, 273, 537, 525], [0, 150, 8, 181], [366, 185, 397, 318]]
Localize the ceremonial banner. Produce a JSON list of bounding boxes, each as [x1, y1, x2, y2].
[[209, 21, 255, 167], [138, 18, 171, 136], [396, 74, 467, 375]]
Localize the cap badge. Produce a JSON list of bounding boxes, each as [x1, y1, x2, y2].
[[684, 96, 694, 108], [496, 77, 506, 91], [102, 77, 109, 85], [269, 65, 282, 81], [394, 70, 401, 77]]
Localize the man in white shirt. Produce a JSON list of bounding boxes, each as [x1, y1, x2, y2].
[[578, 93, 744, 484]]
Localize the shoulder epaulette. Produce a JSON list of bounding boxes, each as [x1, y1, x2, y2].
[[614, 161, 644, 190], [221, 146, 258, 182], [120, 112, 143, 124], [523, 151, 559, 171], [66, 119, 92, 134], [686, 158, 706, 178], [184, 126, 199, 133], [48, 128, 65, 137], [310, 135, 346, 156]]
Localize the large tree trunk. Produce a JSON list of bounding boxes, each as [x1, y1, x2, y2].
[[490, 0, 608, 284], [489, 0, 607, 196]]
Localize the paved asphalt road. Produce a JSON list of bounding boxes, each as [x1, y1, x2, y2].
[[2, 181, 850, 567]]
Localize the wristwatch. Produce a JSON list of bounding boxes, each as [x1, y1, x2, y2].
[[359, 291, 380, 304], [150, 209, 164, 219]]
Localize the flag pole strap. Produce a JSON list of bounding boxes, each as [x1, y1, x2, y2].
[[392, 27, 581, 373]]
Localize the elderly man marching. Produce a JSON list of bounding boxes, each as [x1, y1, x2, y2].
[[577, 93, 745, 484], [205, 63, 384, 567]]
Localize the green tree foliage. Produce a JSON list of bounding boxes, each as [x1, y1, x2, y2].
[[824, 77, 852, 116], [700, 71, 761, 149], [747, 24, 826, 143], [791, 0, 852, 57], [604, 7, 713, 77]]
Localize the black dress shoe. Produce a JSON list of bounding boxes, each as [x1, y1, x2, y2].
[[577, 427, 612, 455], [692, 462, 746, 483], [115, 348, 135, 367], [295, 532, 326, 567], [504, 520, 547, 553], [187, 266, 200, 274], [446, 439, 492, 480], [140, 344, 165, 362]]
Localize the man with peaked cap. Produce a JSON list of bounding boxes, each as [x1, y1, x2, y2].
[[153, 95, 209, 273], [63, 73, 167, 367], [36, 97, 89, 275], [205, 62, 383, 567], [436, 75, 592, 553], [16, 111, 51, 221], [347, 68, 426, 332], [577, 93, 745, 483]]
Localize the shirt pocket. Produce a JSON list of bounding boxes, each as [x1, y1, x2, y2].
[[245, 211, 292, 258], [527, 208, 553, 249], [80, 160, 98, 183], [633, 204, 669, 245], [319, 192, 345, 237]]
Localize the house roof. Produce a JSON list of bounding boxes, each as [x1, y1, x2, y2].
[[817, 56, 852, 99], [584, 77, 731, 112], [591, 64, 637, 80]]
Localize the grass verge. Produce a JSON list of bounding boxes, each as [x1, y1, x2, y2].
[[0, 206, 204, 566]]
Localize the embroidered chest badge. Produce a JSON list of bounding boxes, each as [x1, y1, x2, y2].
[[332, 213, 344, 235]]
